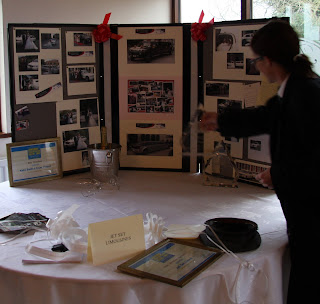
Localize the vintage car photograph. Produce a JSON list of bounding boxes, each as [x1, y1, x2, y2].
[[18, 55, 38, 72], [69, 67, 95, 83], [127, 39, 175, 63], [127, 134, 173, 156], [41, 59, 60, 75], [41, 33, 60, 49]]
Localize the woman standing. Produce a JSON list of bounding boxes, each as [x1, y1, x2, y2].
[[200, 20, 320, 303]]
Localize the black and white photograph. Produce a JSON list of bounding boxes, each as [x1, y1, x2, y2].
[[206, 82, 229, 97], [19, 75, 39, 91], [16, 29, 40, 52], [59, 109, 77, 125], [217, 99, 242, 115], [127, 80, 174, 114], [127, 39, 175, 63], [63, 129, 89, 153], [18, 55, 38, 72], [136, 123, 165, 129], [16, 119, 29, 131], [82, 151, 90, 167], [69, 67, 94, 83], [135, 29, 166, 34], [227, 53, 244, 69], [250, 139, 262, 151], [73, 33, 92, 46], [80, 98, 99, 128], [127, 134, 173, 156], [215, 29, 238, 52], [246, 58, 260, 75], [41, 33, 60, 49], [247, 135, 271, 163], [41, 59, 60, 75], [15, 105, 30, 118], [241, 30, 257, 47], [68, 51, 94, 57]]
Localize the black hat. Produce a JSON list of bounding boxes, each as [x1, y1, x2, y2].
[[199, 218, 261, 253]]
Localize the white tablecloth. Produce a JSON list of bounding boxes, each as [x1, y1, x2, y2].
[[0, 171, 288, 304]]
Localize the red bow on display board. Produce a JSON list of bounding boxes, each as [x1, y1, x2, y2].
[[93, 13, 123, 43], [191, 10, 214, 42]]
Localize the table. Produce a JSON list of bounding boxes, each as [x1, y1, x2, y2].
[[0, 170, 288, 304]]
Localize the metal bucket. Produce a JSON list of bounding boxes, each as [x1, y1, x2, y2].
[[88, 143, 121, 182]]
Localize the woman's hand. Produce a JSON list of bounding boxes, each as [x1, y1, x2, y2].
[[199, 112, 218, 131], [255, 168, 274, 189]]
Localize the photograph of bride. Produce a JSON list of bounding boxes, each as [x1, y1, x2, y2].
[[16, 29, 40, 53], [80, 98, 99, 128], [62, 129, 89, 153]]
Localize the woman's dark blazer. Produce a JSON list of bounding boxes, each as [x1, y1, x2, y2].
[[217, 74, 320, 228]]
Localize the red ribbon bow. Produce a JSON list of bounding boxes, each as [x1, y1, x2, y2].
[[191, 10, 214, 42], [92, 13, 123, 43]]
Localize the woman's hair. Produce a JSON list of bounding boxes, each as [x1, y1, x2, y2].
[[251, 19, 317, 78]]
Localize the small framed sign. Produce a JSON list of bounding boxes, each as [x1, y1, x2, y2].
[[117, 238, 223, 287], [6, 137, 63, 187]]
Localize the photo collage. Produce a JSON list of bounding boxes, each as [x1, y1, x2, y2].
[[128, 80, 174, 113]]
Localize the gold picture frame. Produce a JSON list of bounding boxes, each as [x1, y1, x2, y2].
[[117, 238, 223, 287], [6, 137, 63, 187]]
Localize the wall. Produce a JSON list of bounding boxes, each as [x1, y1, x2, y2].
[[0, 0, 172, 157]]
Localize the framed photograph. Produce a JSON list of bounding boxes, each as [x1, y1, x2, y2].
[[6, 137, 63, 187], [117, 238, 223, 287]]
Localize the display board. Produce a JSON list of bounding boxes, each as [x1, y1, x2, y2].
[[8, 24, 104, 173], [201, 19, 280, 184], [7, 19, 281, 181], [112, 24, 191, 171]]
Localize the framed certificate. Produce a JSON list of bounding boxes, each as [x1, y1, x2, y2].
[[117, 238, 223, 287], [6, 137, 63, 187]]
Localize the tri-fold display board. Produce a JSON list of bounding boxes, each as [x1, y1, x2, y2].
[[8, 24, 103, 173], [8, 18, 276, 182]]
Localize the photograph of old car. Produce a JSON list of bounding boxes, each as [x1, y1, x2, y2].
[[15, 106, 30, 118], [18, 55, 38, 72], [41, 33, 60, 49], [74, 33, 92, 46], [127, 134, 173, 156], [241, 30, 257, 47], [206, 82, 229, 97], [69, 67, 95, 83], [250, 140, 262, 151], [41, 59, 60, 75], [127, 39, 175, 63], [227, 53, 244, 69]]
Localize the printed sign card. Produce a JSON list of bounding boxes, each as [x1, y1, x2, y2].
[[87, 214, 146, 265]]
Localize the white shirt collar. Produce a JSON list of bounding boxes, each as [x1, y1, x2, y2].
[[277, 75, 290, 98]]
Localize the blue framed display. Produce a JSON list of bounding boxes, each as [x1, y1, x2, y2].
[[6, 137, 63, 187], [118, 238, 223, 287]]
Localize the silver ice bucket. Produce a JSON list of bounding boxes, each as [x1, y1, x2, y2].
[[88, 143, 121, 182]]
